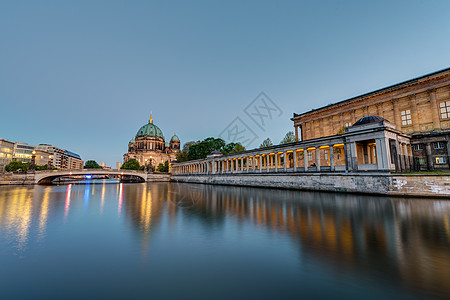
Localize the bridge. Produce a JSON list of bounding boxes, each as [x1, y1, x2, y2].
[[34, 169, 170, 184]]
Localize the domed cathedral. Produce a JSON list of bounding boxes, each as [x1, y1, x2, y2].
[[123, 114, 180, 169]]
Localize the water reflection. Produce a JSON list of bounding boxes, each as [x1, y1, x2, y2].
[[121, 183, 450, 298], [0, 182, 449, 298]]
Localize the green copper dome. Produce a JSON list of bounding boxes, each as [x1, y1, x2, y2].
[[170, 134, 180, 142], [129, 137, 135, 144], [136, 122, 164, 139]]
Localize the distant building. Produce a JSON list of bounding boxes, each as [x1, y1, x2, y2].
[[100, 162, 106, 168], [35, 144, 67, 169], [116, 162, 122, 169], [34, 150, 51, 166], [35, 144, 83, 169], [13, 142, 34, 163], [124, 114, 180, 169], [66, 150, 84, 169], [0, 138, 14, 171]]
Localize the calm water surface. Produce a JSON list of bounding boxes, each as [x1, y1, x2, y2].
[[0, 181, 449, 299]]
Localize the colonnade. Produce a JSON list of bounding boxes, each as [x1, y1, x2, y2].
[[172, 120, 415, 175]]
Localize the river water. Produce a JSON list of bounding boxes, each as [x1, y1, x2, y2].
[[0, 181, 449, 299]]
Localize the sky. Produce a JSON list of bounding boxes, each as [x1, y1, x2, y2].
[[1, 0, 450, 166]]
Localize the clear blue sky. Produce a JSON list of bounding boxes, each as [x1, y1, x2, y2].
[[1, 0, 450, 166]]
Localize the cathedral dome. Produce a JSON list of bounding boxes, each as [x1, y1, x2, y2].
[[135, 115, 164, 139], [129, 137, 135, 144], [170, 134, 180, 142]]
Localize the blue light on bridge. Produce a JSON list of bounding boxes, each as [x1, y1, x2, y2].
[[85, 175, 92, 179]]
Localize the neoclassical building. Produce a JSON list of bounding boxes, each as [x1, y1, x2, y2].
[[291, 67, 450, 170], [123, 114, 180, 169]]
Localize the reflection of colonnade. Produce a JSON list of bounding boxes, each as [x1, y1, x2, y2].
[[173, 118, 413, 174], [165, 184, 450, 297]]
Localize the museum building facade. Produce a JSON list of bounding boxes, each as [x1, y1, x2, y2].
[[291, 67, 450, 171]]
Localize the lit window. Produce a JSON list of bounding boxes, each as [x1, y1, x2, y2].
[[307, 151, 313, 162], [433, 142, 445, 149], [345, 122, 352, 128], [439, 101, 450, 119], [401, 110, 412, 126], [324, 149, 328, 160], [413, 144, 423, 151], [435, 157, 447, 164]]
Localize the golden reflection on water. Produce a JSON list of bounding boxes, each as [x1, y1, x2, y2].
[[38, 187, 50, 239], [122, 183, 450, 297], [0, 188, 33, 251], [0, 182, 449, 297]]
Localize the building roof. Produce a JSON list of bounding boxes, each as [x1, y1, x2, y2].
[[170, 134, 180, 142], [65, 150, 82, 159], [292, 67, 450, 119], [136, 122, 164, 139], [352, 116, 386, 126]]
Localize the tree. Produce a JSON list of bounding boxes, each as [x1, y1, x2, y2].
[[259, 138, 273, 148], [228, 143, 246, 154], [188, 137, 226, 160], [5, 161, 28, 172], [176, 141, 197, 162], [156, 161, 169, 172], [84, 160, 101, 169], [121, 159, 141, 170], [280, 131, 298, 144]]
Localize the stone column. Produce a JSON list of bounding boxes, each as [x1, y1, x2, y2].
[[284, 152, 288, 172], [349, 142, 358, 172], [293, 150, 297, 172], [392, 99, 402, 129], [329, 145, 335, 171], [409, 95, 420, 132], [316, 148, 321, 172], [267, 155, 270, 172], [259, 155, 262, 173], [375, 138, 387, 171], [274, 154, 278, 172], [294, 125, 299, 141], [403, 144, 411, 171], [429, 89, 441, 130], [304, 150, 308, 171]]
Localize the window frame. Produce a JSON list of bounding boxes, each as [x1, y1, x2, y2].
[[401, 109, 412, 126]]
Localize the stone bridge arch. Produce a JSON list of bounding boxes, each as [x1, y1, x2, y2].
[[35, 169, 148, 184]]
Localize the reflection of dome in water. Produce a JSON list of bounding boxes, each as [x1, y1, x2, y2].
[[353, 116, 387, 126]]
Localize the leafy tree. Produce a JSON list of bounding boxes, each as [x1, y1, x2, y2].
[[228, 143, 246, 154], [176, 141, 197, 162], [280, 131, 298, 144], [121, 159, 141, 170], [5, 161, 28, 172], [259, 138, 273, 148], [35, 165, 48, 171], [156, 161, 169, 172], [84, 160, 101, 169], [188, 137, 226, 160]]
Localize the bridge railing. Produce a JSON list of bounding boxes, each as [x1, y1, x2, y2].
[[35, 168, 147, 174]]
